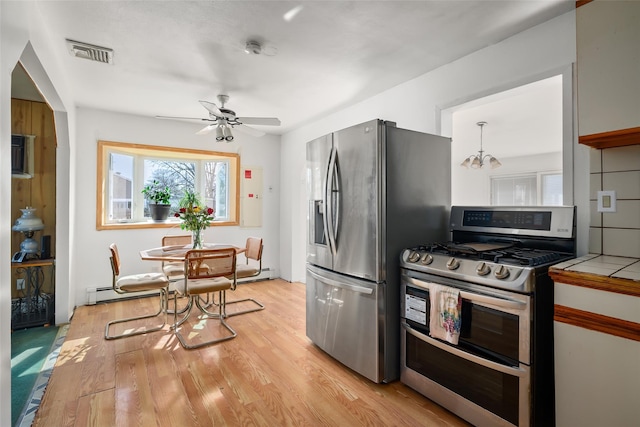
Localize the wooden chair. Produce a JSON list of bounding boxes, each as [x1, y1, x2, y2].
[[173, 248, 237, 349], [105, 243, 169, 340], [226, 237, 265, 317], [161, 234, 192, 280]]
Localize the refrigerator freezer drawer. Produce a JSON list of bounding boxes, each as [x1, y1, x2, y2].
[[306, 265, 381, 383]]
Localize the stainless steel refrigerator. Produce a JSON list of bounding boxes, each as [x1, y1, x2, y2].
[[306, 119, 451, 383]]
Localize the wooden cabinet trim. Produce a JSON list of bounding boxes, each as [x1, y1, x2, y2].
[[578, 127, 640, 149], [576, 0, 593, 8], [550, 268, 640, 297], [555, 304, 640, 342]]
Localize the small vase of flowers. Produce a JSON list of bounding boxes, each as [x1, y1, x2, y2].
[[174, 190, 215, 249]]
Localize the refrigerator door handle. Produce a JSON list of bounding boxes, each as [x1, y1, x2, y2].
[[332, 150, 340, 247], [325, 147, 338, 256], [307, 269, 374, 295]]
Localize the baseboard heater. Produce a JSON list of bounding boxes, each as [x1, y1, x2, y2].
[[87, 267, 275, 305]]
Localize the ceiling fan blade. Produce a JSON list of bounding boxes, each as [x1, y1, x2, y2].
[[199, 100, 223, 116], [237, 117, 281, 126], [156, 115, 215, 123], [233, 123, 266, 137], [196, 124, 216, 135]]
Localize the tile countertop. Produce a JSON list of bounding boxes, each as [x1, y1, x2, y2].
[[549, 254, 640, 297]]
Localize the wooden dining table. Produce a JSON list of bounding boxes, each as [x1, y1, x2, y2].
[[139, 243, 244, 262]]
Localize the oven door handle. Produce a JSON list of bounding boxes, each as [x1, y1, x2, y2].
[[404, 277, 526, 310], [402, 323, 527, 377]]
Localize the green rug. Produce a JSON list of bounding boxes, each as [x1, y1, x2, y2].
[[11, 326, 60, 426]]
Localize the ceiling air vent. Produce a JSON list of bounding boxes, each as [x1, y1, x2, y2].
[[66, 39, 113, 64]]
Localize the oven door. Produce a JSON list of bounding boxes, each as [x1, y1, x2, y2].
[[400, 272, 532, 427]]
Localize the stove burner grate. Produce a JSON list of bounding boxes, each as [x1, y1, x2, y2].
[[479, 249, 565, 266], [411, 242, 569, 267]]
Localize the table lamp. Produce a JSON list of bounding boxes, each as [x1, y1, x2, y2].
[[12, 207, 45, 262]]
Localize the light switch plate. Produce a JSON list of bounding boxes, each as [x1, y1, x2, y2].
[[597, 190, 617, 212]]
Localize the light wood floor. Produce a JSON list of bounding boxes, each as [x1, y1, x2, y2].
[[33, 279, 470, 426]]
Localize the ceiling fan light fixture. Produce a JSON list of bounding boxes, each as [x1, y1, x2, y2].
[[215, 125, 225, 141], [158, 94, 280, 138], [222, 125, 234, 142]]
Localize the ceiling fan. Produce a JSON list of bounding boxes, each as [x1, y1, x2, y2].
[[156, 94, 280, 141]]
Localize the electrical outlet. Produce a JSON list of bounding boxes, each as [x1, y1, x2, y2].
[[16, 278, 25, 290]]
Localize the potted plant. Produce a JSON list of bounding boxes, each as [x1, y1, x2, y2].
[[142, 180, 172, 221]]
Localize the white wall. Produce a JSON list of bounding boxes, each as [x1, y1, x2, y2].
[[73, 108, 281, 306], [280, 12, 581, 283]]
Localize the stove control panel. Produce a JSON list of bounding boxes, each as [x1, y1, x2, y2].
[[400, 248, 531, 291]]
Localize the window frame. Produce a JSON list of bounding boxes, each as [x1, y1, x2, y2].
[[96, 140, 240, 230]]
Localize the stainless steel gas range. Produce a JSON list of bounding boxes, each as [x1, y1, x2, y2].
[[400, 206, 576, 427]]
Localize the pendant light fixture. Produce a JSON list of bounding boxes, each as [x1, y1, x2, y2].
[[460, 121, 501, 169]]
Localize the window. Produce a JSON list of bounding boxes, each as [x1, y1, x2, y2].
[[541, 173, 563, 206], [97, 141, 240, 229], [491, 172, 562, 206]]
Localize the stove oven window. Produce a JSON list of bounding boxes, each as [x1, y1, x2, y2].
[[461, 302, 520, 365], [406, 285, 521, 366]]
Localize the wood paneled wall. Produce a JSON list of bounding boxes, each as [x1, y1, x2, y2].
[[11, 98, 57, 297]]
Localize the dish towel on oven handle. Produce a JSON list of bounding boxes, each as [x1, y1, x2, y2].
[[429, 284, 462, 345]]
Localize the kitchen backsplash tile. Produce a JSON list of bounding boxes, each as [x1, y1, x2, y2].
[[589, 226, 602, 254], [603, 171, 640, 199], [589, 148, 602, 173], [589, 146, 640, 257], [602, 200, 640, 228], [602, 145, 640, 172], [602, 228, 640, 258], [589, 173, 601, 200], [590, 200, 601, 227]]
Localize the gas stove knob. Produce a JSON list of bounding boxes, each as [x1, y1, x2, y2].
[[420, 253, 434, 265], [476, 262, 491, 276], [494, 265, 510, 280], [446, 257, 460, 270], [407, 251, 420, 263]]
